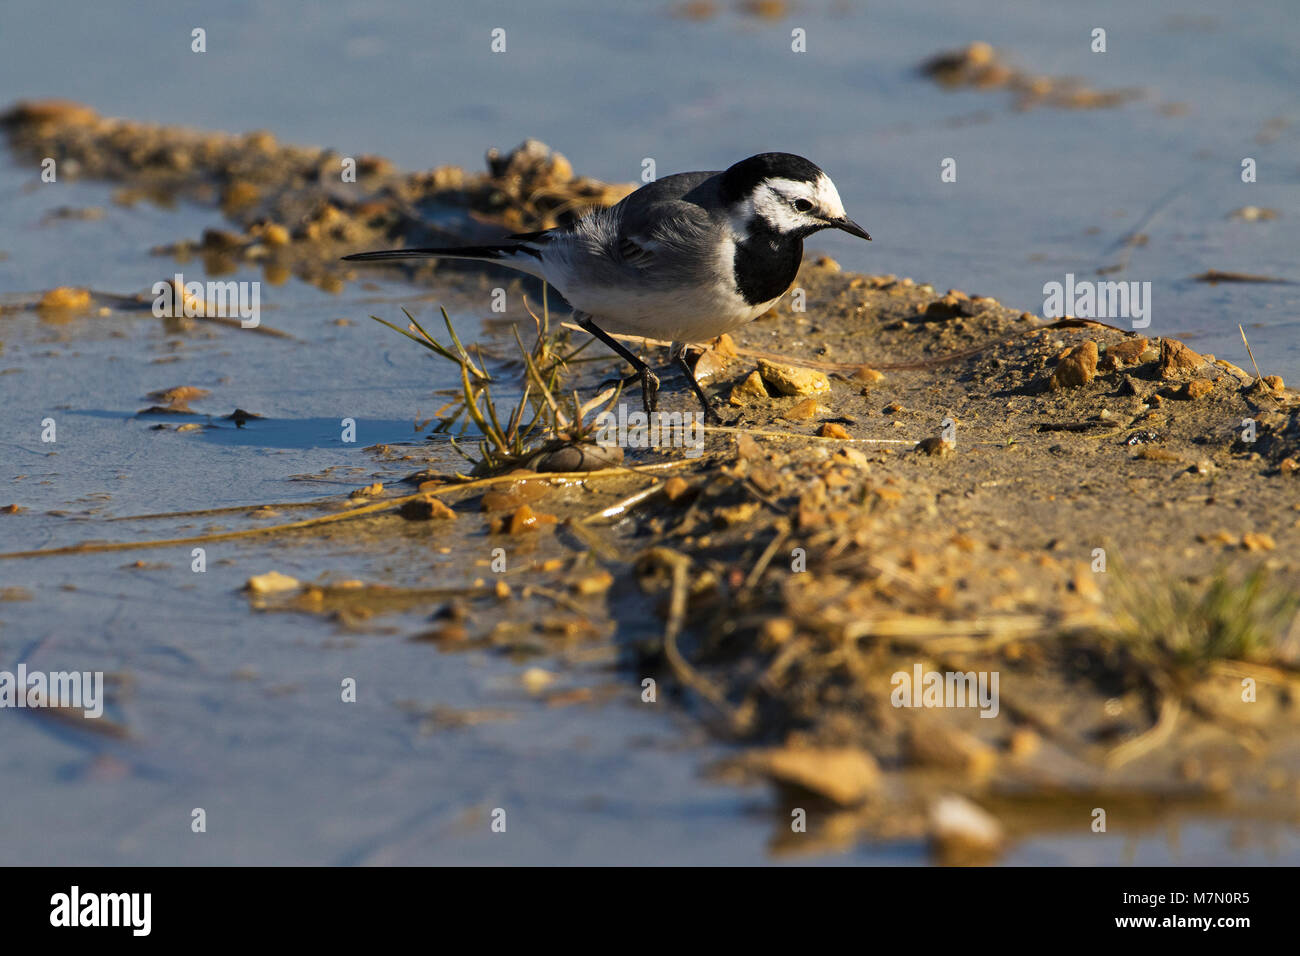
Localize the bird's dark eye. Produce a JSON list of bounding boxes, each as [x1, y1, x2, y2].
[[792, 198, 814, 213]]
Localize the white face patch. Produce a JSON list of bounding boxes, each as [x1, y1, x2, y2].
[[730, 173, 847, 239], [810, 173, 847, 220]]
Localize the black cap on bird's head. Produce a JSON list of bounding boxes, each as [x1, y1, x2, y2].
[[720, 153, 827, 198], [720, 152, 870, 241]]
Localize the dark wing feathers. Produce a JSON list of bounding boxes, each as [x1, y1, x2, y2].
[[606, 171, 725, 270]]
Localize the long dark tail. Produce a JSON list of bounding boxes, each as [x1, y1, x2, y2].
[[342, 231, 551, 278]]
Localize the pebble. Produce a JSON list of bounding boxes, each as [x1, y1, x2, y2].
[[37, 287, 92, 312], [692, 346, 732, 384], [492, 503, 557, 534], [1104, 337, 1149, 367], [735, 433, 763, 460], [925, 292, 978, 319], [535, 442, 623, 472], [573, 570, 614, 595], [782, 397, 824, 421], [262, 222, 290, 245], [148, 385, 209, 405], [221, 180, 260, 209], [819, 422, 851, 440], [1214, 358, 1251, 381], [1134, 446, 1181, 463], [481, 487, 542, 512], [714, 501, 762, 526], [245, 571, 300, 594], [398, 494, 457, 520], [4, 99, 100, 126], [1048, 340, 1098, 389], [1242, 532, 1276, 552], [710, 333, 739, 360], [1230, 206, 1278, 221], [907, 722, 996, 775], [1157, 338, 1203, 379], [662, 476, 692, 501], [742, 746, 881, 806], [729, 370, 769, 406], [1172, 379, 1213, 400], [758, 359, 831, 397], [1008, 728, 1040, 759], [520, 668, 556, 694], [833, 447, 870, 468], [915, 436, 954, 457], [201, 228, 244, 250], [929, 795, 1003, 864], [761, 618, 796, 644]]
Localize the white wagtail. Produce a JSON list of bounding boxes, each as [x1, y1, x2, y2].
[[344, 153, 870, 418]]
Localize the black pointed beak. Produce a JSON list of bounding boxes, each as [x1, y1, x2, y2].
[[830, 217, 871, 241]]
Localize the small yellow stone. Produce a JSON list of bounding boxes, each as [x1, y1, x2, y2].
[[245, 571, 301, 594]]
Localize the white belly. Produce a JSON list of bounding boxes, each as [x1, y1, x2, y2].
[[539, 223, 784, 343], [568, 283, 779, 342]]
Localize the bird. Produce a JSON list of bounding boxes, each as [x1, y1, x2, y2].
[[343, 152, 870, 419]]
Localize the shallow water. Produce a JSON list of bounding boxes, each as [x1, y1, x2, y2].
[[2, 0, 1298, 864], [0, 163, 792, 865], [4, 0, 1295, 371]]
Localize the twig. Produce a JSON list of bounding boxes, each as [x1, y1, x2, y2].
[[706, 425, 913, 444], [578, 482, 664, 524], [1239, 323, 1282, 409], [521, 584, 591, 615], [843, 613, 1048, 645], [741, 529, 789, 593], [1239, 323, 1264, 382], [1106, 695, 1180, 769], [109, 499, 334, 521], [0, 461, 695, 560], [660, 551, 739, 728]]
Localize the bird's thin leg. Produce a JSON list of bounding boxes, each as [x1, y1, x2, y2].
[[674, 350, 718, 424], [577, 312, 660, 414]]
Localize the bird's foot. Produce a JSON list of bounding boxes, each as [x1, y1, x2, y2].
[[594, 368, 660, 413], [640, 370, 661, 414]]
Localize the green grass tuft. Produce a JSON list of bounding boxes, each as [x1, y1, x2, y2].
[[1109, 564, 1299, 671]]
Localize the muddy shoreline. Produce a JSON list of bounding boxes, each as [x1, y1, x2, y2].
[[5, 100, 1300, 861]]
